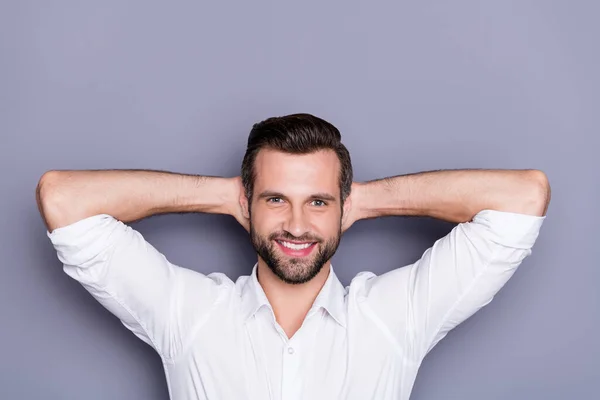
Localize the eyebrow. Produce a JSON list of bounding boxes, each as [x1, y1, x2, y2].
[[257, 190, 337, 202]]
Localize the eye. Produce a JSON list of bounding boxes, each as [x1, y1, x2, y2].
[[267, 197, 284, 203], [312, 199, 327, 207]]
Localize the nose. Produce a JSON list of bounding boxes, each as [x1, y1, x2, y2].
[[283, 205, 310, 238]]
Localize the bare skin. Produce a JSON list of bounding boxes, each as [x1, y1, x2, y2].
[[36, 154, 550, 338], [239, 149, 351, 336]]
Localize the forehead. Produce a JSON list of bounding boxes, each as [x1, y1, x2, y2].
[[254, 149, 340, 195]]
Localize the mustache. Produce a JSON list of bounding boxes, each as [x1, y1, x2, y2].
[[268, 232, 322, 243]]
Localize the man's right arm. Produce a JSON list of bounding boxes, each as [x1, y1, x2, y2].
[[36, 169, 240, 231], [36, 169, 243, 363]]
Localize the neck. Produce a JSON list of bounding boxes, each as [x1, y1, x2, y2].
[[257, 259, 331, 329]]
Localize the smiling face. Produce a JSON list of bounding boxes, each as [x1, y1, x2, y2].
[[245, 148, 346, 284]]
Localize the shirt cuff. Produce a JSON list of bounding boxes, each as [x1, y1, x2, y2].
[[471, 209, 546, 249], [47, 214, 123, 266]]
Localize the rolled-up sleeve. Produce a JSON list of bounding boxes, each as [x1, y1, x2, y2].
[[47, 214, 224, 362], [362, 209, 546, 360]]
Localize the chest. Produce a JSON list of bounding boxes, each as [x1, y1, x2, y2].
[[167, 308, 413, 400]]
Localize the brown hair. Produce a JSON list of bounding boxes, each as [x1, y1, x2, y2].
[[241, 113, 353, 205]]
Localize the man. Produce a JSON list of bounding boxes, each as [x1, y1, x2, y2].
[[36, 113, 550, 400]]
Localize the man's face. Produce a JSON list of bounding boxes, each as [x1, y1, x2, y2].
[[247, 149, 345, 285]]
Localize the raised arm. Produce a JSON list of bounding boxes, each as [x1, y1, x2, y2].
[[36, 169, 248, 362], [345, 169, 551, 360], [36, 169, 247, 232], [346, 168, 550, 228]]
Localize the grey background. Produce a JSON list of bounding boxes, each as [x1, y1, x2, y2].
[[1, 1, 597, 399]]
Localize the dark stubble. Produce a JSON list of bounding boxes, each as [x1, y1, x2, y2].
[[250, 220, 342, 285]]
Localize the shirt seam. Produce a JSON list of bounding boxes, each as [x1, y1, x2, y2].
[[98, 283, 174, 363], [421, 242, 501, 358], [166, 284, 228, 365], [94, 236, 176, 364], [162, 359, 174, 399], [361, 299, 417, 366]]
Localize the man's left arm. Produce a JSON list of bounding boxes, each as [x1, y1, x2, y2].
[[345, 169, 551, 358]]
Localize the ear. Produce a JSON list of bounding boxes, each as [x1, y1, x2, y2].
[[342, 193, 352, 221], [240, 192, 250, 219], [342, 192, 352, 217]]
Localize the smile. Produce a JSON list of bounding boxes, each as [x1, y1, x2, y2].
[[277, 240, 314, 250], [275, 240, 317, 257]]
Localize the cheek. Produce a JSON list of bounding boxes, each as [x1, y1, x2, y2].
[[314, 213, 342, 234], [250, 209, 279, 233]]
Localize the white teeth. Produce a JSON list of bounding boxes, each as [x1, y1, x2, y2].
[[279, 241, 313, 250]]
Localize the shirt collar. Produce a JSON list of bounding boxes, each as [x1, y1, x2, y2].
[[240, 262, 347, 328]]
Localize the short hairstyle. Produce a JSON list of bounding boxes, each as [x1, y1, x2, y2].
[[241, 113, 353, 205]]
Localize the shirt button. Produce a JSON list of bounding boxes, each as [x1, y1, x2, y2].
[[287, 347, 295, 354]]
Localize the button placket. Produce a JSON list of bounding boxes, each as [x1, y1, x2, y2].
[[281, 338, 302, 399]]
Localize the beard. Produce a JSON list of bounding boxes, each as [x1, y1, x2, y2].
[[250, 220, 342, 285]]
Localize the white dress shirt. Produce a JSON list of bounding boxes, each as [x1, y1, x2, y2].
[[47, 209, 545, 400]]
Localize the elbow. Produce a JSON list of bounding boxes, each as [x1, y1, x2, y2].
[[36, 170, 69, 232], [37, 170, 63, 206], [526, 170, 551, 217]]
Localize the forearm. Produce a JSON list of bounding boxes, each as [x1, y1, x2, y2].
[[353, 169, 550, 224], [36, 169, 236, 232]]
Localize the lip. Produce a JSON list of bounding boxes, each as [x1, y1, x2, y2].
[[275, 240, 317, 257], [275, 239, 315, 244]]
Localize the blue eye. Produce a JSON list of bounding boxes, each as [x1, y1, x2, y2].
[[266, 198, 327, 206]]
